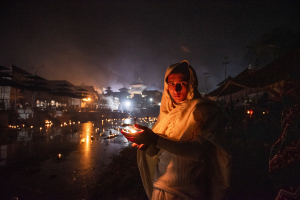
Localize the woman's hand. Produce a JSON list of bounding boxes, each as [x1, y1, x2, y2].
[[128, 124, 158, 145], [132, 143, 149, 151]]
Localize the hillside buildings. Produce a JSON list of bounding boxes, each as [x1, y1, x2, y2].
[[0, 64, 162, 120]]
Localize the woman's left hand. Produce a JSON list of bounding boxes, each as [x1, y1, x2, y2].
[[126, 124, 158, 145]]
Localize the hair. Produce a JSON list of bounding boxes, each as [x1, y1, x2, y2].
[[166, 62, 190, 82]]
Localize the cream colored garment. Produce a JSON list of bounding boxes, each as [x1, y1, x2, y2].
[[152, 188, 185, 200], [137, 61, 231, 200]]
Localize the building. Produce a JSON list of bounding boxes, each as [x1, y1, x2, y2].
[[101, 78, 162, 116], [142, 90, 162, 107], [206, 48, 300, 106], [74, 85, 99, 111], [129, 78, 147, 97], [0, 65, 12, 110]]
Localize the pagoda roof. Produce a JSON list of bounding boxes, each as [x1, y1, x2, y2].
[[131, 77, 146, 86], [207, 49, 300, 97]]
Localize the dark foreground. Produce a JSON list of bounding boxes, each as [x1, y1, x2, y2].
[[0, 121, 278, 200], [92, 140, 277, 200]]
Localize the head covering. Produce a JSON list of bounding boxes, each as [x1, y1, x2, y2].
[[138, 61, 231, 200], [159, 60, 201, 119]]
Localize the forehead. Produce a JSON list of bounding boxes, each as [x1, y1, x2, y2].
[[167, 73, 188, 82]]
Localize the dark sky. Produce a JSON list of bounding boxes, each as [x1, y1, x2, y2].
[[0, 1, 299, 93]]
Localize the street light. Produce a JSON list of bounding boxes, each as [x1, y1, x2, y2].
[[223, 57, 229, 84], [149, 98, 153, 107]]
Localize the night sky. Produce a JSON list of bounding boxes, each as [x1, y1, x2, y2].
[[0, 1, 299, 93]]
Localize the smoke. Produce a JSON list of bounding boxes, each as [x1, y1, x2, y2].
[[1, 1, 299, 94]]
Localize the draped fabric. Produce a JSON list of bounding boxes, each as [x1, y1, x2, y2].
[[269, 72, 300, 200], [137, 61, 231, 200]]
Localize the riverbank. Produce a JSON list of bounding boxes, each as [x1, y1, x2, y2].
[[91, 146, 148, 200]]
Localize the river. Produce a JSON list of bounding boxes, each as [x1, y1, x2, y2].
[[0, 120, 136, 200]]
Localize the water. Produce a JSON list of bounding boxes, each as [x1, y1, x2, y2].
[[0, 121, 131, 200]]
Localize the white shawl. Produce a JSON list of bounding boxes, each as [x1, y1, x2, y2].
[[137, 61, 231, 200]]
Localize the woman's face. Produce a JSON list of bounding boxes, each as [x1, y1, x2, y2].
[[167, 73, 189, 103]]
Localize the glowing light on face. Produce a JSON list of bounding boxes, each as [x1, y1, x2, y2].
[[167, 73, 189, 103]]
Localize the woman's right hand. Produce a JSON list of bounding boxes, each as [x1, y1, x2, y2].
[[132, 143, 149, 151]]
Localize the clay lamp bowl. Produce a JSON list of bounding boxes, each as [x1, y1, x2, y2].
[[121, 126, 144, 138]]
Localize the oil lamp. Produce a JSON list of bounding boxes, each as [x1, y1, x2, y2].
[[121, 125, 144, 138]]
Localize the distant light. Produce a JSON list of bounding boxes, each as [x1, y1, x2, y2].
[[158, 103, 161, 106], [125, 101, 130, 107], [124, 118, 131, 124], [150, 98, 153, 101]]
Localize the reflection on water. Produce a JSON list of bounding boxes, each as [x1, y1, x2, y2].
[[0, 121, 130, 167], [0, 118, 156, 199]]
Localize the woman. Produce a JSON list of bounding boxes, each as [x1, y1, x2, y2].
[[123, 60, 231, 200]]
